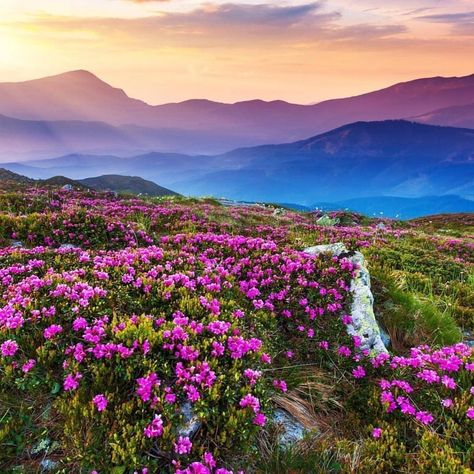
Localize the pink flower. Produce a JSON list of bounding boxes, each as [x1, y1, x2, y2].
[[441, 375, 456, 390], [239, 394, 260, 413], [318, 340, 329, 350], [441, 399, 453, 408], [372, 427, 382, 439], [202, 452, 216, 468], [136, 372, 160, 402], [273, 379, 288, 392], [93, 394, 108, 412], [467, 407, 474, 419], [1, 339, 18, 357], [144, 414, 164, 438], [174, 436, 192, 455], [64, 373, 82, 391], [416, 411, 434, 425], [43, 324, 63, 340], [352, 366, 366, 379], [253, 412, 266, 426], [21, 359, 36, 373], [341, 315, 353, 325], [338, 346, 351, 357], [72, 317, 88, 331], [243, 369, 262, 386]]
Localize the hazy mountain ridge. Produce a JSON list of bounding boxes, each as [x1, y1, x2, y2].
[[411, 103, 474, 129], [3, 120, 474, 207], [311, 195, 474, 219], [1, 71, 474, 156]]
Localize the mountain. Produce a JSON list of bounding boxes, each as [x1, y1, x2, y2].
[[0, 113, 244, 160], [3, 121, 474, 205], [312, 195, 474, 219], [0, 168, 34, 184], [0, 113, 141, 160], [42, 176, 88, 188], [79, 175, 179, 196], [0, 70, 148, 124], [412, 103, 474, 129], [176, 120, 474, 203], [1, 71, 474, 155], [0, 167, 178, 197]]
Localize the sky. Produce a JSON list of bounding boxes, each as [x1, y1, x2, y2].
[[0, 0, 473, 104]]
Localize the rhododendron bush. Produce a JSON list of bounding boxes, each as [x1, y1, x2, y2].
[[0, 184, 473, 473], [0, 233, 356, 472]]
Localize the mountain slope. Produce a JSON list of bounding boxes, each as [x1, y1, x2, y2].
[[1, 71, 474, 154], [174, 120, 474, 202], [412, 103, 474, 129], [313, 195, 474, 219], [79, 175, 179, 196], [0, 113, 141, 160], [4, 120, 474, 204], [0, 70, 148, 123], [0, 168, 34, 184]]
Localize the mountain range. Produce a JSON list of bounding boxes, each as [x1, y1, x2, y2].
[[0, 168, 178, 197], [1, 70, 474, 158], [3, 120, 473, 204], [1, 70, 474, 215]]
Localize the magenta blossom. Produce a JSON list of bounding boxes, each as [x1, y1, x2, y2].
[[144, 414, 164, 438], [1, 339, 18, 357], [44, 324, 63, 340], [93, 394, 108, 412], [174, 436, 193, 455], [352, 365, 366, 379], [253, 412, 267, 426], [372, 427, 382, 438]]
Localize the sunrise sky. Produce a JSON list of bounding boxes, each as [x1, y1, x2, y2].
[[0, 0, 473, 104]]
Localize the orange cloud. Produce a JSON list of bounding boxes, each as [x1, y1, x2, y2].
[[0, 1, 473, 104]]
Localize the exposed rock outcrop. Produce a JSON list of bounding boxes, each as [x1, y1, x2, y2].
[[304, 243, 388, 354]]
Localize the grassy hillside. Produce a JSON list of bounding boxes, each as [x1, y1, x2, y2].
[[0, 168, 179, 197], [79, 174, 179, 197], [0, 183, 472, 473]]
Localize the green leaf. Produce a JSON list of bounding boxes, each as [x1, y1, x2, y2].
[[110, 466, 126, 474]]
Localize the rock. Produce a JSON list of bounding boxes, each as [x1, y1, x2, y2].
[[40, 459, 58, 471], [379, 327, 391, 348], [463, 331, 474, 347], [178, 401, 201, 439], [61, 184, 73, 191], [376, 222, 386, 230], [304, 242, 388, 354], [316, 215, 340, 226], [59, 243, 78, 250], [305, 242, 347, 256], [272, 408, 306, 447], [11, 240, 24, 248], [272, 208, 286, 216]]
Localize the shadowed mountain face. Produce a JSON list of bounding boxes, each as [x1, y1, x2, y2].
[[1, 71, 474, 156], [4, 121, 474, 205], [79, 175, 179, 196]]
